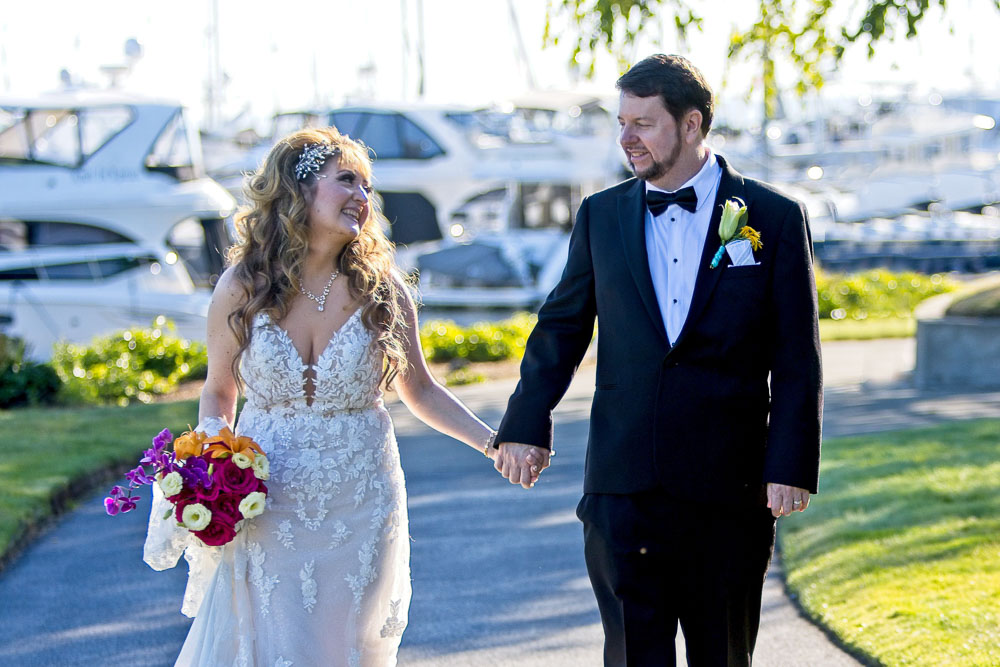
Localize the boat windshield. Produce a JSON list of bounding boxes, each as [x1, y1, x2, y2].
[[444, 109, 554, 147], [145, 109, 199, 180], [0, 105, 133, 168]]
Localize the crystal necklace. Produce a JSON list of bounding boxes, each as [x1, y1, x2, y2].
[[299, 270, 339, 312]]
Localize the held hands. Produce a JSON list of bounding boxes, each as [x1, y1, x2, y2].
[[766, 482, 811, 517], [493, 442, 551, 489]]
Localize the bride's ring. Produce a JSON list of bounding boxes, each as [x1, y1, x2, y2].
[[792, 499, 802, 506], [531, 465, 539, 473]]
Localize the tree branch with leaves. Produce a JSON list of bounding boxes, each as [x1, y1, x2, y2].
[[544, 0, 997, 116]]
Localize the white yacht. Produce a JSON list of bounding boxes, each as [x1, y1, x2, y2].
[[208, 100, 622, 308], [0, 90, 237, 358], [213, 101, 621, 245], [717, 96, 1000, 220]]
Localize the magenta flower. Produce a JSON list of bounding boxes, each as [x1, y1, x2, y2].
[[194, 519, 237, 546], [214, 458, 258, 496]]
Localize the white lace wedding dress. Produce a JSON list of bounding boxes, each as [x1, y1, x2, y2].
[[144, 308, 411, 667]]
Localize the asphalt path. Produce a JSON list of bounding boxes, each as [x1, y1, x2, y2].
[[2, 338, 999, 666]]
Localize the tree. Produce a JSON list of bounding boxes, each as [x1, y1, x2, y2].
[[544, 0, 1000, 117]]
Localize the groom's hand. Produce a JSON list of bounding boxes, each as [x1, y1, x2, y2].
[[767, 482, 811, 517], [495, 442, 550, 489]]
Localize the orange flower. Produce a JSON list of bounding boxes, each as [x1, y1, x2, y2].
[[173, 430, 207, 460], [203, 427, 264, 461]]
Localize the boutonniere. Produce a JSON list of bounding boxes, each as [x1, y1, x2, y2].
[[710, 197, 763, 268]]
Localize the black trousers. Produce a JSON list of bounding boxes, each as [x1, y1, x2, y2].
[[577, 489, 777, 667]]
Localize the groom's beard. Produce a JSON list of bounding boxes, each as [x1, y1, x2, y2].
[[628, 126, 683, 183]]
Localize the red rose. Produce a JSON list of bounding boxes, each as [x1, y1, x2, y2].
[[173, 497, 196, 524], [213, 458, 258, 495], [169, 487, 196, 504], [194, 518, 237, 546], [209, 493, 243, 526], [195, 481, 221, 503]]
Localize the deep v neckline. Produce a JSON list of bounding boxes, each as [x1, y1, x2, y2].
[[268, 308, 362, 368]]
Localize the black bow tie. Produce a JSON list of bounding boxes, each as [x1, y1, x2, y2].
[[646, 187, 698, 215]]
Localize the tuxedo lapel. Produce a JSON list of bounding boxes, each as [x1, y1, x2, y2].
[[617, 180, 670, 346], [670, 155, 746, 352]]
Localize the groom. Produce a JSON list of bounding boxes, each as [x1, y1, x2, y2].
[[493, 54, 822, 665]]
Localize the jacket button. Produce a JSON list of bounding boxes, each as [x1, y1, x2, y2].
[[639, 547, 648, 555]]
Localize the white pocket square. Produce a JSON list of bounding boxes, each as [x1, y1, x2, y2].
[[726, 239, 758, 267]]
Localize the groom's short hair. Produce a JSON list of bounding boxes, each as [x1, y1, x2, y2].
[[617, 54, 714, 137]]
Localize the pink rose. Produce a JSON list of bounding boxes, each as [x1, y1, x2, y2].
[[194, 519, 237, 546], [213, 458, 258, 496]]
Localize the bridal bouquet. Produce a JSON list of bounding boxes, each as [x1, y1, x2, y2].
[[105, 426, 270, 546]]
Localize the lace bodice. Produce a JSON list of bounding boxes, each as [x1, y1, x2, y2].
[[241, 309, 382, 413]]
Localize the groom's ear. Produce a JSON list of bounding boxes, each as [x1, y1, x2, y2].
[[681, 109, 703, 143]]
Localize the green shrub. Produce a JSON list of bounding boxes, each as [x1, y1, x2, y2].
[[420, 312, 536, 364], [444, 367, 487, 386], [815, 269, 956, 321], [0, 334, 62, 408], [49, 317, 208, 406]]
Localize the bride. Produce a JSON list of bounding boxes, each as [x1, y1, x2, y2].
[[143, 127, 544, 666]]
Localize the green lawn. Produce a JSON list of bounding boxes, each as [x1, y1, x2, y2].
[[780, 419, 1000, 666], [819, 316, 915, 341], [0, 400, 199, 560]]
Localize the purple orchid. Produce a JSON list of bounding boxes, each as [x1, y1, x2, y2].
[[106, 429, 180, 516], [152, 428, 172, 450], [125, 465, 156, 486], [178, 455, 213, 489], [104, 484, 140, 515], [139, 428, 174, 468]]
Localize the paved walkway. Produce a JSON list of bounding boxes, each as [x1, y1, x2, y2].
[[2, 338, 999, 666]]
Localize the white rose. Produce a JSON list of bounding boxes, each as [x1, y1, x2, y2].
[[232, 452, 253, 469], [181, 503, 212, 531], [252, 454, 270, 480], [239, 491, 267, 519], [158, 471, 183, 497]]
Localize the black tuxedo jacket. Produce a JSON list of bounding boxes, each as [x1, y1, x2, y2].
[[496, 155, 822, 500]]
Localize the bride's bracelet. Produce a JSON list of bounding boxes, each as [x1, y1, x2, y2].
[[483, 430, 498, 458]]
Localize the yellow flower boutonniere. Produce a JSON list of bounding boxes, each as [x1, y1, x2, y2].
[[710, 197, 762, 268]]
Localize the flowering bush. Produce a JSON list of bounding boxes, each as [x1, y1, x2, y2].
[[420, 312, 537, 363], [51, 317, 208, 406], [106, 427, 269, 547], [815, 269, 956, 321]]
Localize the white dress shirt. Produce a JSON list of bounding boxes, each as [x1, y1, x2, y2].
[[645, 149, 723, 344]]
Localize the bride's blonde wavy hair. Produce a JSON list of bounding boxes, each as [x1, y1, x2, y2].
[[226, 126, 409, 389]]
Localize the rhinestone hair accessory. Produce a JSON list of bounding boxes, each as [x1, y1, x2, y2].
[[294, 142, 340, 181]]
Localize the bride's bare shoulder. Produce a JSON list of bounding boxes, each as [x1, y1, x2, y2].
[[209, 266, 248, 316]]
